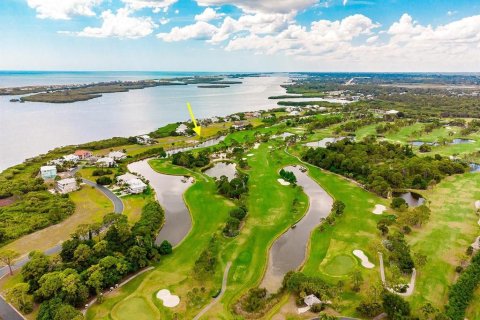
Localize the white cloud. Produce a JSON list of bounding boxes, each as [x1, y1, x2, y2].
[[122, 0, 177, 11], [159, 17, 170, 25], [27, 0, 102, 20], [195, 7, 223, 22], [447, 10, 457, 16], [195, 0, 318, 14], [157, 21, 218, 41], [76, 8, 157, 38]]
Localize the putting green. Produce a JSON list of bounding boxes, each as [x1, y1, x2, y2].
[[321, 254, 357, 276], [111, 296, 159, 320]]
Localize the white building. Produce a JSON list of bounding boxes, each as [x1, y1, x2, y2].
[[40, 165, 57, 180], [56, 178, 78, 194], [63, 154, 80, 163], [175, 124, 188, 135], [289, 110, 300, 116], [117, 173, 138, 185], [97, 157, 115, 167], [108, 151, 127, 160], [386, 109, 400, 115], [136, 135, 154, 145], [304, 294, 321, 307], [126, 178, 147, 194]]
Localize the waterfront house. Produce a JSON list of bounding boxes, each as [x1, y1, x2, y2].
[[175, 123, 188, 135], [126, 178, 147, 194], [108, 151, 127, 161], [56, 178, 78, 194], [74, 150, 93, 160], [40, 165, 57, 180], [96, 157, 115, 167], [136, 135, 154, 145], [232, 121, 249, 130], [116, 173, 138, 185], [289, 110, 300, 116], [63, 154, 80, 163]]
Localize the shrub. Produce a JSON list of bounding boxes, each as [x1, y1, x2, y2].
[[95, 176, 112, 185]]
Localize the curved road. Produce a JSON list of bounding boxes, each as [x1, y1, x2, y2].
[[0, 178, 123, 319]]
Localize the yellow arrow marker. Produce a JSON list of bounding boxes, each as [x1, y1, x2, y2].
[[187, 102, 202, 136]]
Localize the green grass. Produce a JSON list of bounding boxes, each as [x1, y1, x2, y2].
[[355, 124, 377, 140], [321, 254, 357, 276], [122, 188, 154, 224], [384, 122, 424, 143], [406, 172, 480, 315]]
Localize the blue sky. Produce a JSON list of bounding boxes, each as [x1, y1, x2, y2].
[[1, 0, 480, 71]]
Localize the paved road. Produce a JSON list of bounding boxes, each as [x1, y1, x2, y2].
[[0, 178, 123, 318], [193, 261, 232, 320]]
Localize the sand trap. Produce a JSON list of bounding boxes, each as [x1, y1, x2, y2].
[[353, 250, 375, 269], [242, 158, 247, 160], [254, 143, 260, 149], [156, 289, 180, 308], [247, 154, 254, 157], [372, 204, 386, 215], [277, 178, 290, 186], [268, 146, 273, 149], [471, 236, 480, 250], [475, 200, 480, 209]]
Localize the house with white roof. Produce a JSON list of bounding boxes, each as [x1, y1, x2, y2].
[[97, 157, 115, 167], [126, 178, 147, 194], [289, 110, 300, 116], [304, 294, 321, 307], [117, 173, 138, 185], [386, 109, 400, 115], [56, 178, 78, 194], [136, 135, 154, 145], [40, 165, 57, 180], [63, 154, 80, 163], [108, 151, 127, 161], [175, 123, 188, 135]]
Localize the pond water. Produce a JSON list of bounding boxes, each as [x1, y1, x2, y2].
[[451, 138, 475, 144], [204, 162, 237, 180], [393, 192, 425, 207], [470, 163, 480, 172], [410, 141, 438, 147], [260, 166, 333, 293], [305, 137, 346, 148], [128, 160, 192, 247]]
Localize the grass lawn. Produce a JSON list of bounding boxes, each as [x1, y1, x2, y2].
[[87, 160, 234, 319], [79, 166, 118, 181], [122, 188, 154, 224], [1, 185, 113, 258], [286, 145, 387, 316], [384, 122, 424, 143], [355, 124, 377, 140], [406, 172, 480, 315]]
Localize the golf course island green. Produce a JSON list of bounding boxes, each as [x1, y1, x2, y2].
[[2, 74, 480, 320]]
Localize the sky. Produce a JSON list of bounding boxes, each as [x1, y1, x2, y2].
[[1, 0, 480, 72]]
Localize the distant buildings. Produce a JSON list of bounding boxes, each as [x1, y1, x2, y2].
[[136, 135, 154, 145], [74, 150, 93, 160], [96, 157, 115, 167], [56, 178, 78, 194], [40, 165, 57, 180], [63, 154, 79, 163], [304, 294, 321, 307], [108, 151, 127, 161], [117, 173, 147, 194], [232, 121, 249, 130], [175, 124, 188, 135]]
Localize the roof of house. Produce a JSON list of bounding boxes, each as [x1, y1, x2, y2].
[[117, 173, 137, 183], [304, 294, 321, 306], [63, 154, 79, 161], [127, 178, 147, 188], [108, 151, 126, 157], [74, 150, 92, 155], [57, 178, 76, 185], [97, 157, 114, 163], [40, 165, 56, 172]]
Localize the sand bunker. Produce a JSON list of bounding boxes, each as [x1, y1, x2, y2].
[[242, 158, 247, 160], [471, 236, 480, 250], [372, 204, 386, 215], [254, 143, 260, 149], [353, 250, 375, 269], [268, 146, 273, 149], [277, 178, 290, 186], [247, 154, 254, 157], [156, 289, 180, 308], [475, 200, 480, 209]]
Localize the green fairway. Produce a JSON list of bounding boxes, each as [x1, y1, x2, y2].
[[321, 254, 357, 276], [407, 172, 480, 314], [111, 296, 159, 320]]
